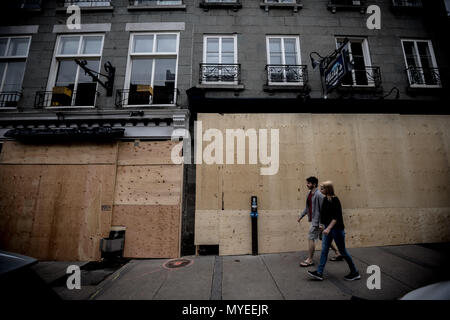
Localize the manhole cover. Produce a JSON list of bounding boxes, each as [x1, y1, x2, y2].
[[163, 258, 193, 269]]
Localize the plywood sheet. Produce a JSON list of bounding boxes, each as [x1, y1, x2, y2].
[[195, 113, 450, 256], [194, 210, 220, 245], [112, 205, 181, 258], [0, 141, 118, 164], [117, 140, 179, 165], [0, 164, 115, 261], [114, 165, 182, 206]]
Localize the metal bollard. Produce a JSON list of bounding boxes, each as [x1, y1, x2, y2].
[[250, 196, 258, 256]]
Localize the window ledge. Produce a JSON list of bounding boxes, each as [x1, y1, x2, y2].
[[197, 83, 245, 90], [200, 2, 242, 11], [263, 84, 308, 91], [56, 6, 114, 12], [127, 5, 186, 10], [44, 106, 96, 110], [327, 3, 366, 14], [120, 104, 177, 108], [337, 85, 383, 93], [260, 2, 303, 12]]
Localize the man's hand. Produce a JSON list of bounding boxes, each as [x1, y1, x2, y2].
[[297, 216, 302, 223]]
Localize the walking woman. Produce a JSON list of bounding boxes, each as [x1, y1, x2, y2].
[[307, 181, 360, 281]]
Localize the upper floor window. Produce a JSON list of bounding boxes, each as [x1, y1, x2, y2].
[[119, 33, 179, 107], [41, 34, 104, 108], [401, 39, 441, 88], [0, 36, 31, 109], [201, 35, 239, 84], [336, 37, 380, 87], [266, 36, 305, 85]]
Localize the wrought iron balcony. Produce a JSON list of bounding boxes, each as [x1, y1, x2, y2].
[[328, 0, 366, 13], [265, 65, 308, 86], [115, 87, 177, 107], [340, 66, 382, 88], [200, 0, 242, 11], [200, 64, 241, 84], [0, 92, 22, 109], [2, 0, 42, 10], [128, 0, 184, 6], [57, 0, 112, 7], [406, 66, 441, 88], [34, 89, 99, 109], [392, 0, 422, 8], [261, 0, 303, 12]]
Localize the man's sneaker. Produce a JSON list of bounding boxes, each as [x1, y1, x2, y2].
[[307, 270, 324, 281], [344, 272, 361, 281]]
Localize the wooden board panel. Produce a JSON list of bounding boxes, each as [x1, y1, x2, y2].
[[0, 141, 118, 164], [114, 165, 182, 206], [0, 164, 115, 261], [117, 140, 179, 165], [112, 205, 181, 258], [194, 210, 220, 245], [195, 113, 450, 255]]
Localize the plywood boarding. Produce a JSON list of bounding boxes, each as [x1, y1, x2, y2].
[[114, 165, 182, 206], [112, 205, 181, 258], [0, 141, 118, 164], [195, 113, 450, 255], [117, 140, 180, 165], [113, 140, 184, 258], [216, 208, 450, 256], [0, 164, 115, 260]]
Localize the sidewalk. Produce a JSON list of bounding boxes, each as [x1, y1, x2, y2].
[[33, 243, 450, 300]]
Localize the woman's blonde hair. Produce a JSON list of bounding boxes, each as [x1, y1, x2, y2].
[[320, 180, 336, 201]]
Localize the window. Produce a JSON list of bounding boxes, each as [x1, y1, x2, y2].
[[45, 34, 104, 108], [122, 33, 178, 106], [401, 40, 441, 87], [265, 0, 295, 3], [266, 36, 304, 85], [336, 38, 377, 87], [201, 35, 239, 84], [0, 36, 31, 108]]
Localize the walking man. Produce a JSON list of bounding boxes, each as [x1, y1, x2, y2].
[[298, 177, 341, 267]]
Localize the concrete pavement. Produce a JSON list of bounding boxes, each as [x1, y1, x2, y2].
[[33, 243, 450, 300]]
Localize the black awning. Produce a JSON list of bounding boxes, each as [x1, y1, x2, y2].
[[4, 126, 125, 142]]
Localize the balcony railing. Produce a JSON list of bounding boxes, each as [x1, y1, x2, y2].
[[328, 0, 366, 13], [392, 0, 422, 7], [115, 87, 176, 107], [2, 0, 42, 10], [406, 66, 441, 88], [34, 89, 99, 109], [266, 65, 308, 86], [129, 0, 183, 6], [200, 64, 241, 84], [0, 92, 22, 109], [340, 66, 382, 88], [57, 0, 112, 7]]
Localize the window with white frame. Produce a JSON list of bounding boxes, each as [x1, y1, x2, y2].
[[266, 36, 303, 84], [201, 35, 238, 83], [47, 34, 104, 107], [61, 0, 111, 7], [124, 33, 178, 106], [401, 39, 441, 87], [336, 37, 375, 87], [0, 36, 31, 108]]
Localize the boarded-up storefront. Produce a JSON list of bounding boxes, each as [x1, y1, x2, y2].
[[194, 113, 450, 256], [0, 140, 183, 261]]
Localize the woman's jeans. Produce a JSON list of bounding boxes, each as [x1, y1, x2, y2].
[[318, 228, 358, 275]]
